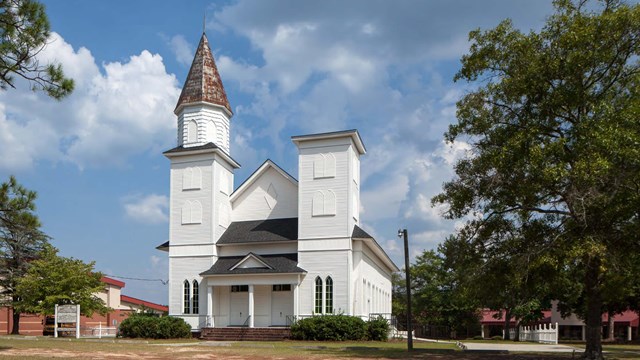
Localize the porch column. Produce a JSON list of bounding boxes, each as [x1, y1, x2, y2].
[[293, 283, 299, 318], [207, 286, 214, 327], [628, 326, 632, 341], [248, 284, 255, 328], [582, 325, 586, 341], [481, 325, 485, 339]]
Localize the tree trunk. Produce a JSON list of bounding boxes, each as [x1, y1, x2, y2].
[[607, 310, 615, 342], [514, 320, 520, 342], [583, 257, 604, 360], [503, 308, 511, 340], [10, 308, 20, 335]]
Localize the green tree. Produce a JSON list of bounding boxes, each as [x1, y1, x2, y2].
[[0, 176, 48, 334], [0, 0, 73, 98], [432, 1, 640, 358], [15, 244, 109, 317], [439, 218, 554, 340]]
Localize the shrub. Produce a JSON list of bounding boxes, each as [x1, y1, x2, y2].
[[491, 335, 503, 340], [291, 315, 390, 341], [367, 316, 390, 341], [291, 315, 367, 341], [119, 314, 191, 339], [472, 335, 484, 340]]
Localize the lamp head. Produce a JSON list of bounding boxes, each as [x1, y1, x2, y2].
[[397, 229, 403, 238]]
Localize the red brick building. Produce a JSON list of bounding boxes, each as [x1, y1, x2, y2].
[[0, 277, 167, 335]]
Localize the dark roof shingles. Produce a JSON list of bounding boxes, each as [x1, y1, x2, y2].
[[217, 218, 298, 245]]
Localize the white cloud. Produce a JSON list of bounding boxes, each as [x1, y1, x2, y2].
[[0, 32, 180, 171], [167, 35, 194, 66], [123, 194, 169, 224]]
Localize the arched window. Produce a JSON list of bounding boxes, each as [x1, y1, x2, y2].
[[313, 153, 336, 179], [314, 154, 325, 178], [183, 167, 202, 190], [314, 277, 323, 314], [312, 190, 336, 217], [325, 276, 333, 314], [324, 153, 336, 177], [325, 190, 336, 215], [312, 191, 324, 216], [182, 201, 202, 224], [218, 202, 230, 228], [187, 120, 198, 143], [206, 120, 217, 143], [183, 280, 191, 314], [192, 280, 199, 314]]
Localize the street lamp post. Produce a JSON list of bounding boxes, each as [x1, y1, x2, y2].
[[398, 228, 413, 351]]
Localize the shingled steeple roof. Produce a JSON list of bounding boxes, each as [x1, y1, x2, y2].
[[174, 33, 232, 115]]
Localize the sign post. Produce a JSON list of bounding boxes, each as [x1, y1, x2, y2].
[[55, 304, 80, 339]]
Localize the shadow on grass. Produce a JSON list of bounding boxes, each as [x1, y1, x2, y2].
[[0, 346, 12, 351]]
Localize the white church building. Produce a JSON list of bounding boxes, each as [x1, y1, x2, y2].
[[157, 32, 398, 331]]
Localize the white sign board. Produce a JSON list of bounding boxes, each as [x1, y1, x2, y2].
[[57, 305, 78, 323]]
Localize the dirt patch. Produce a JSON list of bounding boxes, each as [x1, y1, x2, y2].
[[0, 347, 574, 360]]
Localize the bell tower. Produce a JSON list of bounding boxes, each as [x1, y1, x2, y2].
[[174, 32, 232, 153], [164, 32, 239, 329]]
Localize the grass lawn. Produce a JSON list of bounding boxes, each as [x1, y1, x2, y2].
[[0, 336, 634, 359]]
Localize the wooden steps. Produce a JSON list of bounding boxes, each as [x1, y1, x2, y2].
[[201, 327, 291, 341]]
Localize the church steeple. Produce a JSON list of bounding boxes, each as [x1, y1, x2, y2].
[[174, 32, 232, 153], [175, 33, 232, 115]]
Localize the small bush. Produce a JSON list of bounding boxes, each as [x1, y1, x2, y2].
[[367, 316, 390, 341], [472, 335, 484, 340], [491, 335, 503, 340], [119, 314, 191, 339]]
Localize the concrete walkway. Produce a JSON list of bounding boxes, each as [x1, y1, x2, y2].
[[461, 341, 581, 353]]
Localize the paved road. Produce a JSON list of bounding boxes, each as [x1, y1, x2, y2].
[[461, 342, 581, 353]]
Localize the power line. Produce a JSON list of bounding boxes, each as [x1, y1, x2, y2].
[[104, 274, 168, 285]]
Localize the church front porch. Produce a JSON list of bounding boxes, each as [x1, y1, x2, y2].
[[202, 274, 303, 329]]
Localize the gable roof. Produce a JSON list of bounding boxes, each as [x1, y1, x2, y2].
[[163, 142, 240, 169], [175, 32, 232, 115], [229, 252, 274, 270], [101, 276, 125, 288], [352, 225, 400, 272], [291, 129, 366, 155], [230, 159, 297, 203], [200, 253, 306, 276], [217, 218, 298, 245], [156, 240, 169, 252], [120, 295, 168, 312]]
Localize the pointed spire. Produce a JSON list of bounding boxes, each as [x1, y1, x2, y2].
[[175, 33, 232, 115]]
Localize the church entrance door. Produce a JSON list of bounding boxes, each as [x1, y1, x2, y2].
[[271, 285, 293, 326], [229, 286, 249, 326]]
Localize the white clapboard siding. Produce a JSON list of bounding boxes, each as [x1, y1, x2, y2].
[[232, 167, 298, 222]]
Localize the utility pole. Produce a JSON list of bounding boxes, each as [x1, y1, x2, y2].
[[398, 228, 413, 351]]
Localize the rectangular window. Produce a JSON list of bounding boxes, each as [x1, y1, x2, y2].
[[272, 284, 291, 292], [231, 285, 249, 292]]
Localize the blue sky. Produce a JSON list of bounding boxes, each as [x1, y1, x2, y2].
[[0, 0, 560, 305]]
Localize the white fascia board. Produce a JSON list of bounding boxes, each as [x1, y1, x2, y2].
[[230, 159, 298, 203], [174, 101, 233, 118], [357, 238, 400, 272], [291, 129, 366, 155], [229, 253, 273, 271]]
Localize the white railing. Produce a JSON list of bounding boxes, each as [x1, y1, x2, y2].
[[80, 325, 117, 338], [508, 322, 558, 344]]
